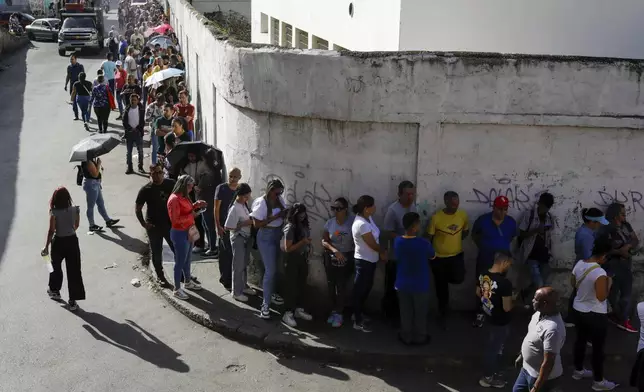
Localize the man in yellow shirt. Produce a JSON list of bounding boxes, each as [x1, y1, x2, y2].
[[427, 191, 469, 328]]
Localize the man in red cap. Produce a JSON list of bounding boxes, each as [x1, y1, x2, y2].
[[471, 195, 518, 328]]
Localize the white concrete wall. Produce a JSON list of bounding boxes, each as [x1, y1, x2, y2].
[[168, 0, 644, 310], [399, 0, 644, 58], [251, 0, 401, 51], [191, 0, 249, 18]]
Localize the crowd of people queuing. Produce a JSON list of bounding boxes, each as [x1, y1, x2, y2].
[[48, 1, 644, 390]]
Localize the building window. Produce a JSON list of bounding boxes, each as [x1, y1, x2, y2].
[[333, 44, 347, 51], [270, 17, 279, 45], [260, 13, 268, 33], [281, 22, 293, 47], [295, 28, 308, 49], [312, 35, 328, 50]]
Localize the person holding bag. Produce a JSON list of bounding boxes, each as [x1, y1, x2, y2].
[[167, 174, 207, 300]]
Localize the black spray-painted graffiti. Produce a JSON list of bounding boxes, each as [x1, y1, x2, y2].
[[593, 190, 644, 212], [345, 76, 365, 93], [466, 177, 549, 211], [263, 171, 335, 223]]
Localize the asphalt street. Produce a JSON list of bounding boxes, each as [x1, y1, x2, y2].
[[0, 11, 636, 392]]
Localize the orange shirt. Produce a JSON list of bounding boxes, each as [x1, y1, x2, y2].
[[167, 194, 195, 230]]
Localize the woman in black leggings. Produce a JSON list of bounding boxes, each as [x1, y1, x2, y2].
[[91, 75, 111, 133], [571, 234, 616, 391]]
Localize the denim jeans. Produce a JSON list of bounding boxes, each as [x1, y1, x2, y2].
[[82, 178, 111, 226], [202, 200, 217, 251], [170, 228, 192, 289], [76, 95, 91, 122], [257, 227, 282, 308], [126, 133, 144, 168], [116, 88, 124, 115], [150, 127, 158, 165], [107, 78, 115, 95], [527, 259, 550, 289], [231, 234, 251, 296], [512, 368, 558, 392], [483, 323, 510, 377], [353, 258, 377, 324], [607, 261, 633, 323]]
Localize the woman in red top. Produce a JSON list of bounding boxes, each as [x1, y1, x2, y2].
[[174, 90, 195, 135], [167, 174, 207, 299]]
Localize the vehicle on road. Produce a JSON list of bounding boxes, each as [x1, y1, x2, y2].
[[26, 18, 60, 41], [57, 0, 104, 56], [0, 11, 34, 29]]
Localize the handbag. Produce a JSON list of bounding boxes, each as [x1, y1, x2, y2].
[[188, 224, 200, 244]]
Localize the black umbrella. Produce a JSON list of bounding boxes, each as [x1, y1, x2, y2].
[[166, 141, 212, 168]]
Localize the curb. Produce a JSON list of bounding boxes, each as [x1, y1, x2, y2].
[[137, 251, 636, 371]]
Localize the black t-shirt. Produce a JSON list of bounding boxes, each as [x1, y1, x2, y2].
[[135, 179, 176, 227], [604, 221, 635, 264], [73, 80, 93, 96], [177, 130, 191, 142], [214, 183, 235, 227], [478, 271, 512, 325], [528, 233, 549, 263]]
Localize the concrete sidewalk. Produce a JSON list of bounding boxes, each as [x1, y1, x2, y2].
[[146, 249, 640, 372]]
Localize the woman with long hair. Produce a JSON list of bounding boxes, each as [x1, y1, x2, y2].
[[81, 156, 119, 232], [224, 183, 256, 302], [167, 174, 207, 300], [41, 187, 85, 311], [571, 234, 617, 391], [351, 195, 385, 332], [322, 197, 355, 328], [90, 75, 111, 134], [72, 72, 93, 131], [280, 203, 314, 327], [250, 179, 287, 319]]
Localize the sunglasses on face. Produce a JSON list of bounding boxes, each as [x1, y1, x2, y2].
[[330, 206, 345, 211]]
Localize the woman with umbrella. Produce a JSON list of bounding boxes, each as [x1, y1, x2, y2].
[[80, 156, 120, 232]]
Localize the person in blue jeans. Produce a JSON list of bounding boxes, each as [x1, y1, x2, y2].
[[72, 72, 93, 132], [394, 212, 435, 345], [250, 179, 288, 319], [477, 250, 515, 389], [80, 157, 119, 232]]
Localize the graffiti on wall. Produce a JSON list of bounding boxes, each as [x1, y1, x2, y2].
[[465, 177, 550, 211], [593, 189, 644, 213], [262, 171, 337, 223]]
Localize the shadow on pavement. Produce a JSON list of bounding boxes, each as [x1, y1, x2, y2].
[[96, 227, 148, 254], [75, 310, 190, 373], [0, 46, 28, 266]]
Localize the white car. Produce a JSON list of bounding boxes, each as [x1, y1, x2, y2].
[[26, 18, 60, 41]]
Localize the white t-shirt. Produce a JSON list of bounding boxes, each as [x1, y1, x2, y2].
[[637, 302, 644, 352], [127, 107, 140, 129], [572, 260, 607, 314], [249, 195, 287, 228], [352, 215, 380, 263], [225, 202, 251, 241]]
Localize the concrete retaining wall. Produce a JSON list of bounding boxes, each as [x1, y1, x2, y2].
[[0, 31, 28, 58], [168, 0, 644, 313]]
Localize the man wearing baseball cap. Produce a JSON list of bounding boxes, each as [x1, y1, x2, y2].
[[471, 195, 518, 328], [114, 60, 128, 120]]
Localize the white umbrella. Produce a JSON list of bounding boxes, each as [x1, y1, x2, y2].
[[69, 134, 121, 162], [144, 68, 185, 87]]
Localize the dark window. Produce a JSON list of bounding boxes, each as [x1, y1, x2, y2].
[[62, 17, 96, 29]]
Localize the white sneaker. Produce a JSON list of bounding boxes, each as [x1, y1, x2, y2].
[[192, 247, 204, 254], [294, 308, 313, 321], [572, 368, 593, 380], [282, 311, 297, 327], [184, 281, 202, 291], [173, 289, 189, 300], [259, 305, 271, 319], [271, 294, 284, 305], [233, 294, 248, 302], [592, 379, 618, 391], [243, 287, 257, 296]]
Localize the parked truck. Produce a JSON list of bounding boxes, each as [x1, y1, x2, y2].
[[57, 0, 104, 56]]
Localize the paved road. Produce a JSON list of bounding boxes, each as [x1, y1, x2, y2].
[[0, 13, 636, 392]]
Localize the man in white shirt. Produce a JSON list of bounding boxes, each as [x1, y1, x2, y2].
[[122, 94, 145, 174], [513, 287, 566, 392]]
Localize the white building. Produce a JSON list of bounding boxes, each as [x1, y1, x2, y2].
[[252, 0, 644, 58]]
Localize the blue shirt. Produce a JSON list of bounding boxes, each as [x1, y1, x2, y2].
[[91, 84, 109, 108], [472, 212, 517, 267], [67, 63, 85, 84], [119, 40, 128, 55], [575, 225, 595, 261], [102, 60, 116, 81], [394, 236, 435, 292]]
